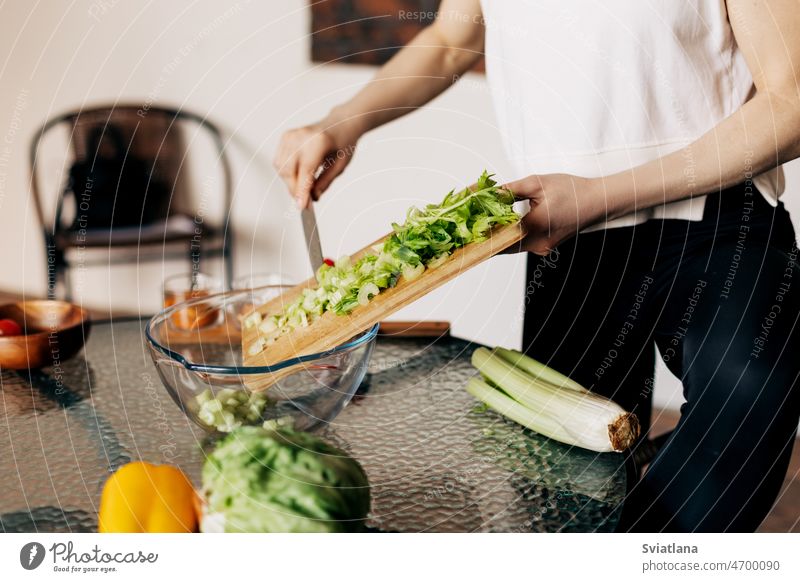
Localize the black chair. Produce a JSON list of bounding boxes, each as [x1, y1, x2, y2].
[[29, 104, 233, 301]]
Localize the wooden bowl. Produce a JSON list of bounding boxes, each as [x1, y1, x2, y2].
[[0, 301, 91, 370]]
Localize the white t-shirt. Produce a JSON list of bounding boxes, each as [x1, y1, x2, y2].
[[479, 0, 784, 229]]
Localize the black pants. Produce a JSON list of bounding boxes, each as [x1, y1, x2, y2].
[[522, 182, 800, 532]]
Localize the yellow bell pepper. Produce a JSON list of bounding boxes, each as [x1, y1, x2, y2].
[[98, 461, 199, 533]]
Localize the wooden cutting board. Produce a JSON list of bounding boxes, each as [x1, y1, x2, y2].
[[241, 220, 526, 391]]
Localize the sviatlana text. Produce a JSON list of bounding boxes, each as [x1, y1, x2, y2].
[[642, 543, 698, 554]]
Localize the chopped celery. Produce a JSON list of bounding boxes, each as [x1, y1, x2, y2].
[[248, 171, 519, 355], [194, 388, 270, 433]]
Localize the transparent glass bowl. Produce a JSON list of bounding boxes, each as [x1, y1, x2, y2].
[[145, 286, 378, 434]]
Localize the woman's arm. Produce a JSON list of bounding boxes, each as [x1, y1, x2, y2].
[[602, 0, 800, 217], [275, 0, 485, 208], [509, 0, 800, 255]]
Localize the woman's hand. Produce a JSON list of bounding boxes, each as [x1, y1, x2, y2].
[[504, 173, 606, 255], [273, 116, 362, 209]]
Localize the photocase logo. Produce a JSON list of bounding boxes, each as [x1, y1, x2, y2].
[[20, 542, 46, 570]]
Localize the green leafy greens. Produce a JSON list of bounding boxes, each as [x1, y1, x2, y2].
[[201, 426, 370, 532], [245, 171, 518, 355]]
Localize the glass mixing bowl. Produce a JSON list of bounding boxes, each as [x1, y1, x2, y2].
[[145, 286, 378, 434]]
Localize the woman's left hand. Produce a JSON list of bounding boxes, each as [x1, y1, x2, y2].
[[503, 173, 606, 255]]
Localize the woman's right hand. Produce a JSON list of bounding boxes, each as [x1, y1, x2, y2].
[[273, 117, 360, 209]]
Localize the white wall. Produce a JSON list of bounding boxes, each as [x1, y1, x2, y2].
[[1, 0, 799, 411]]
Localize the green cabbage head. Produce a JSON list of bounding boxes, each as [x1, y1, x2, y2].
[[201, 426, 371, 532]]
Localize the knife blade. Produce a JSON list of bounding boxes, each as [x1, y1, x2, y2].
[[300, 204, 324, 272]]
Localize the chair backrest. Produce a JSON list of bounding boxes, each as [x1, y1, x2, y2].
[[29, 104, 232, 238]]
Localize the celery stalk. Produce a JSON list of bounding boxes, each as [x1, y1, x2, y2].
[[467, 377, 579, 445], [494, 347, 587, 393], [470, 348, 639, 452]]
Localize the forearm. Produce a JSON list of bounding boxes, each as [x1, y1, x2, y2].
[[322, 9, 484, 136], [275, 0, 485, 206], [599, 92, 800, 221]]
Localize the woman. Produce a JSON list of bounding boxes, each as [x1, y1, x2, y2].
[[274, 0, 800, 532]]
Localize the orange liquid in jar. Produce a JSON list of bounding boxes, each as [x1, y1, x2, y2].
[[164, 289, 219, 330]]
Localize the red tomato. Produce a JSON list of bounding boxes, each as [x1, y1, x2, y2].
[[323, 258, 335, 267], [0, 319, 22, 336]]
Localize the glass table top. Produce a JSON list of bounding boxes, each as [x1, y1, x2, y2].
[[0, 318, 629, 532]]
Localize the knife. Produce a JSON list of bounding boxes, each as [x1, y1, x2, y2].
[[300, 203, 324, 272]]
